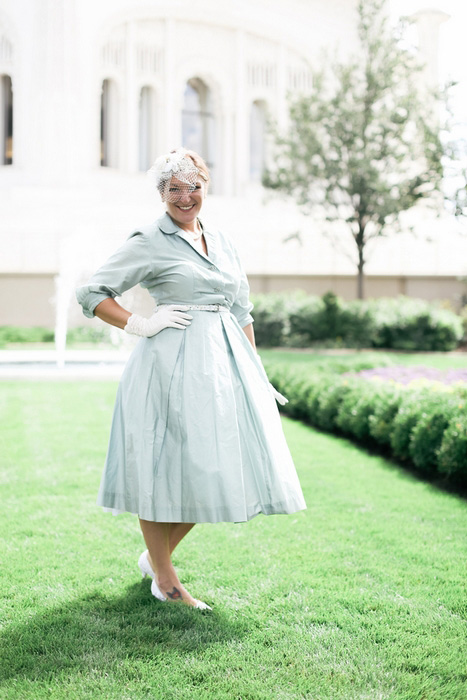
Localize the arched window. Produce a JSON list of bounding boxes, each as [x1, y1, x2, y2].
[[100, 78, 119, 167], [249, 100, 267, 182], [138, 86, 156, 171], [182, 77, 216, 191], [1, 75, 13, 165]]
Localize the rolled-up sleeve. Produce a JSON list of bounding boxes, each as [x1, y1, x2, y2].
[[76, 232, 153, 318], [230, 249, 254, 328]]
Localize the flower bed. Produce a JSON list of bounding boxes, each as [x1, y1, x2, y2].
[[264, 358, 467, 486], [351, 365, 467, 389]]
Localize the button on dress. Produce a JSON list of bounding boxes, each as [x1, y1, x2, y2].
[[76, 213, 306, 523]]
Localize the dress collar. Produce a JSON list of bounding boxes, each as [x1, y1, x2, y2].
[[157, 212, 179, 235], [157, 212, 216, 262]]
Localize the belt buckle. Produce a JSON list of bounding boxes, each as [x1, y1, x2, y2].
[[214, 304, 220, 312]]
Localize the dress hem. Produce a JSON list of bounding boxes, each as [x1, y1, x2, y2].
[[98, 496, 307, 523]]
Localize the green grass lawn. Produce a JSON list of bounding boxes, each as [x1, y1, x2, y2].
[[1, 382, 466, 700], [261, 348, 467, 370]]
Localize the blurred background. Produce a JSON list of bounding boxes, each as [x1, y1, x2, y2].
[[0, 0, 466, 341]]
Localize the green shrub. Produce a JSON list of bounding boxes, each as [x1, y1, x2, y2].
[[66, 326, 113, 344], [297, 376, 331, 425], [0, 324, 117, 348], [315, 378, 358, 431], [264, 364, 304, 420], [312, 291, 343, 342], [438, 411, 467, 479], [254, 292, 463, 351], [339, 300, 377, 348], [287, 295, 325, 346], [264, 364, 325, 424], [369, 297, 463, 352], [458, 305, 467, 344], [335, 383, 385, 441], [0, 326, 55, 347], [250, 293, 290, 347], [368, 387, 404, 447], [390, 392, 427, 462], [282, 371, 317, 421], [287, 292, 374, 348], [409, 396, 460, 473], [263, 357, 466, 485]]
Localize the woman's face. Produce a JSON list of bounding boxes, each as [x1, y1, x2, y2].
[[165, 178, 205, 228]]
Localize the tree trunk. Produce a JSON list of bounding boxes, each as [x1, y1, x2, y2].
[[356, 225, 365, 300]]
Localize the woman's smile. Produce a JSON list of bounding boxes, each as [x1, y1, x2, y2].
[[166, 179, 205, 231]]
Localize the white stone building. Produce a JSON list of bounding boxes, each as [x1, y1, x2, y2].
[[0, 0, 466, 329]]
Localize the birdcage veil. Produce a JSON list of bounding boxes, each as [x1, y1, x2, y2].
[[147, 148, 202, 202]]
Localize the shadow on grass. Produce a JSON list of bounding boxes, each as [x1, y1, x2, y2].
[[0, 580, 247, 683]]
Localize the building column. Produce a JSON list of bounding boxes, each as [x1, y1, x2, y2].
[[411, 9, 450, 91], [235, 29, 248, 196], [222, 109, 235, 196], [37, 0, 67, 181], [125, 20, 139, 172], [163, 18, 178, 150], [277, 42, 287, 130]]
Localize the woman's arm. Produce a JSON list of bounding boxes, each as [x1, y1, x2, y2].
[[242, 322, 256, 350], [94, 298, 132, 329], [76, 231, 153, 319]]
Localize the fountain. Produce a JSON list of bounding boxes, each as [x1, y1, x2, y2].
[[52, 234, 138, 373]]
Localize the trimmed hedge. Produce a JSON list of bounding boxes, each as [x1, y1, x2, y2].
[[264, 358, 467, 486], [3, 293, 463, 353], [250, 292, 464, 351], [0, 325, 113, 348], [248, 293, 291, 347], [0, 326, 55, 347], [368, 297, 464, 352]]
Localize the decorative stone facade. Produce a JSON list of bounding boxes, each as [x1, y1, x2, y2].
[[0, 0, 466, 328]]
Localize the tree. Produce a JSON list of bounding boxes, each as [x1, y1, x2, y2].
[[263, 0, 443, 299], [441, 87, 467, 220]]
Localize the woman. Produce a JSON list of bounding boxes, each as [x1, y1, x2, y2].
[[76, 148, 306, 610]]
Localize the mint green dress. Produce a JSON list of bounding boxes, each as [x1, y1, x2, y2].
[[76, 212, 306, 523]]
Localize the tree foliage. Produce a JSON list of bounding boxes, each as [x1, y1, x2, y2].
[[441, 84, 467, 219], [263, 0, 444, 298]]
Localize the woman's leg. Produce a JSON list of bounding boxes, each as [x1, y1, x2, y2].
[[168, 522, 195, 554], [139, 519, 197, 606]]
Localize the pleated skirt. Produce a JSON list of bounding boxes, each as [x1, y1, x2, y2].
[[97, 310, 306, 522]]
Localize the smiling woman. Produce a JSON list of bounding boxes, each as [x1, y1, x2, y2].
[[75, 146, 306, 612], [147, 148, 210, 252]]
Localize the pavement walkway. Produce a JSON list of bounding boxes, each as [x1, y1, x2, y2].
[[0, 349, 130, 380]]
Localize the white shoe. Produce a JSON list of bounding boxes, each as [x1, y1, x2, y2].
[[138, 549, 155, 579], [150, 578, 168, 602], [139, 549, 212, 609], [138, 550, 167, 601]]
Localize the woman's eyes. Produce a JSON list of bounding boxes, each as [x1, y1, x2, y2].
[[169, 185, 201, 193]]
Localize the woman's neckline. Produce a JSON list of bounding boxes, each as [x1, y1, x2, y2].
[[180, 218, 203, 240]]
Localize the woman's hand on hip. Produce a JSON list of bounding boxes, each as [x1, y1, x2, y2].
[[124, 305, 193, 337]]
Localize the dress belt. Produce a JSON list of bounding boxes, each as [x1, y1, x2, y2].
[[159, 303, 229, 313]]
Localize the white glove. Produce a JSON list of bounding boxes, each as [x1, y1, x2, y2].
[[124, 305, 193, 337], [255, 354, 289, 406]]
